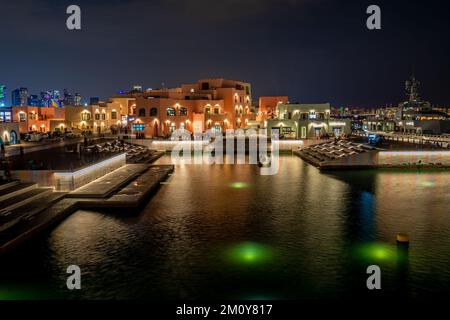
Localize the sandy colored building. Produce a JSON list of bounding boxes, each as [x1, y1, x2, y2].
[[266, 103, 351, 139], [258, 96, 289, 121], [12, 106, 65, 133], [122, 78, 254, 138], [64, 104, 127, 133]]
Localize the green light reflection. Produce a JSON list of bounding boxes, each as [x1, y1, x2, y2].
[[230, 182, 250, 189], [226, 242, 273, 266], [353, 243, 399, 263]]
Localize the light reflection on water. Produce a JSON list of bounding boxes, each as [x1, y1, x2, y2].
[[1, 156, 450, 300]]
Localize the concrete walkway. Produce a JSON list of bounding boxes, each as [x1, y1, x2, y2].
[[67, 164, 149, 198], [0, 164, 174, 255]]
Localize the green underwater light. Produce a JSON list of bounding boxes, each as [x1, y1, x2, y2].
[[226, 242, 273, 266], [230, 182, 250, 189], [354, 243, 398, 263]]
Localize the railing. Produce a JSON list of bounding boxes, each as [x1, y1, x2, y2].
[[353, 131, 450, 147]]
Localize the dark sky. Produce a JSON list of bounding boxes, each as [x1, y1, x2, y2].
[[1, 0, 450, 107]]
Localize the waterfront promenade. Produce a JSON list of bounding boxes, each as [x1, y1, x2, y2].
[[0, 164, 174, 255]]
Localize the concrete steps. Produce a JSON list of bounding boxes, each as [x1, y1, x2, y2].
[[0, 182, 38, 203], [0, 187, 54, 216], [0, 180, 20, 192]]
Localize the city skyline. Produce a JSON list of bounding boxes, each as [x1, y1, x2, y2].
[[1, 0, 450, 108]]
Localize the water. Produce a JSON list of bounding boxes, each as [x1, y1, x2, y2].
[[1, 155, 450, 300]]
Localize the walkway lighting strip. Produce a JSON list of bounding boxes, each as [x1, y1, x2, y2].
[[54, 153, 126, 178]]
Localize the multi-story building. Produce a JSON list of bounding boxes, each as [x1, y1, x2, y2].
[[74, 93, 82, 106], [64, 104, 127, 133], [11, 87, 29, 106], [28, 95, 40, 106], [266, 103, 351, 139], [362, 76, 450, 135], [258, 96, 289, 121], [120, 78, 254, 138], [0, 85, 6, 107], [12, 106, 66, 133]]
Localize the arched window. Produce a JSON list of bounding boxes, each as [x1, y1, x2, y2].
[[150, 108, 158, 117], [166, 107, 176, 116], [138, 108, 146, 117], [179, 107, 188, 116]]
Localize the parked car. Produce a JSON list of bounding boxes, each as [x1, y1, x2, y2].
[[24, 132, 43, 142], [64, 131, 76, 139]]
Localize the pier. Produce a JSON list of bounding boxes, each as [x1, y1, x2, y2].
[[295, 140, 450, 170]]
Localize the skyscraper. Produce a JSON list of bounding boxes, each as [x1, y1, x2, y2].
[[40, 91, 52, 107], [28, 95, 39, 106], [0, 85, 6, 107], [89, 97, 100, 105], [63, 89, 74, 105], [11, 87, 29, 106], [74, 93, 82, 106]]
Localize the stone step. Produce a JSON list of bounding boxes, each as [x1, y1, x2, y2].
[[0, 180, 20, 192], [0, 182, 38, 202], [0, 188, 53, 215], [10, 192, 67, 221]]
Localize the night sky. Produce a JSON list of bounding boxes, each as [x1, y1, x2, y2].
[[1, 0, 450, 108]]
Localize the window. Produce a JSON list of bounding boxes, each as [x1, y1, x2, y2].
[[19, 113, 26, 122], [166, 107, 175, 116], [138, 108, 146, 117], [95, 113, 100, 120], [179, 107, 187, 116], [201, 82, 209, 90], [205, 107, 211, 115], [213, 124, 222, 134], [81, 112, 91, 121], [102, 113, 106, 120], [111, 111, 117, 120], [133, 123, 145, 131], [214, 108, 219, 114], [150, 108, 158, 117]]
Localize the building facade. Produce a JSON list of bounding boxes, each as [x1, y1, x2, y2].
[[266, 103, 352, 139], [12, 106, 65, 133], [11, 87, 29, 106], [117, 78, 254, 138], [258, 96, 289, 120]]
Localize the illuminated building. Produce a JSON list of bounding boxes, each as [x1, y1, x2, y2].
[[362, 76, 450, 135], [74, 93, 82, 106], [116, 78, 254, 138], [12, 106, 66, 133], [266, 103, 351, 139], [11, 87, 29, 106], [0, 85, 6, 107], [28, 94, 39, 106], [64, 104, 124, 133], [258, 96, 289, 120]]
